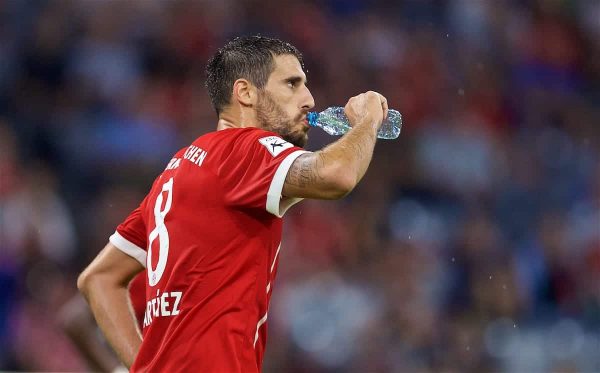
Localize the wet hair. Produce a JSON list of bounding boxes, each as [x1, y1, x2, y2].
[[205, 35, 303, 115]]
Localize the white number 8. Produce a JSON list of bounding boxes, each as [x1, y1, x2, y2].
[[147, 177, 173, 286]]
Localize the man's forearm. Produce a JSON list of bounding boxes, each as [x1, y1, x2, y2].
[[81, 277, 142, 368], [319, 120, 379, 185], [283, 120, 379, 199], [284, 91, 386, 200]]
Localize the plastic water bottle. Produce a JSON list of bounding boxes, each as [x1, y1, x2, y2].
[[307, 107, 402, 139]]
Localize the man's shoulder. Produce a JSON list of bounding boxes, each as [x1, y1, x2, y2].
[[194, 127, 283, 151], [201, 127, 279, 141]]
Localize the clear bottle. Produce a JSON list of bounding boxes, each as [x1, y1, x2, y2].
[[307, 107, 402, 139]]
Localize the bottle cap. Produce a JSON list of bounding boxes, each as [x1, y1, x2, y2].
[[307, 112, 318, 127]]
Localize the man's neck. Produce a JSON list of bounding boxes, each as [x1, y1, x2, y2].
[[216, 118, 237, 130], [216, 107, 259, 131]]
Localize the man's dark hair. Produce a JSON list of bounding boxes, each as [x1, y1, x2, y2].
[[205, 35, 304, 115]]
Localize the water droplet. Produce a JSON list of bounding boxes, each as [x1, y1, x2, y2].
[[458, 89, 465, 96], [451, 257, 455, 262], [408, 235, 412, 240], [513, 324, 517, 328], [446, 33, 450, 37], [502, 284, 507, 290], [489, 275, 493, 280], [466, 346, 470, 351]]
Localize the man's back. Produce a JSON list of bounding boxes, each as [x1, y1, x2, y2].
[[112, 127, 306, 372]]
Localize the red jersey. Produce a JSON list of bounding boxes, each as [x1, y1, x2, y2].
[[109, 128, 306, 372], [128, 272, 146, 330]]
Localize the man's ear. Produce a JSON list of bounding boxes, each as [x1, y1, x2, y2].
[[232, 79, 257, 107]]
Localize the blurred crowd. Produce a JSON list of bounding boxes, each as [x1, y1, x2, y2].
[[0, 0, 599, 371]]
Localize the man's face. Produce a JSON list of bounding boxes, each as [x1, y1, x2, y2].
[[255, 54, 315, 148]]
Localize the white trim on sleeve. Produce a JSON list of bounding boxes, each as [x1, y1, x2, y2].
[[109, 231, 147, 267], [266, 150, 308, 217]]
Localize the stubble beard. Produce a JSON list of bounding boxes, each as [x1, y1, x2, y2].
[[256, 91, 308, 148]]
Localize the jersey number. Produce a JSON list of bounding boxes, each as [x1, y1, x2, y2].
[[147, 178, 173, 286]]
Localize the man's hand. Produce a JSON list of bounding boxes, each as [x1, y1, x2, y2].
[[344, 91, 389, 131], [283, 90, 390, 201]]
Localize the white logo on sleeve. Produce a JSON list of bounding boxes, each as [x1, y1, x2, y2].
[[259, 136, 294, 157]]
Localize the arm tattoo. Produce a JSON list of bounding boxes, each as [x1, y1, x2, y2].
[[284, 126, 376, 196], [285, 153, 326, 188]]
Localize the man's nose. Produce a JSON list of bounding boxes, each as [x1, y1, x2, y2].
[[301, 86, 315, 110]]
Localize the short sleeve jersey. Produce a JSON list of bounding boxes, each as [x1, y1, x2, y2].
[[109, 128, 306, 372]]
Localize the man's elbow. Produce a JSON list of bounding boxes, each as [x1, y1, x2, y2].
[[77, 267, 95, 298], [326, 166, 357, 199], [77, 271, 88, 296]]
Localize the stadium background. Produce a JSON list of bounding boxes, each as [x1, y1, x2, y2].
[[0, 0, 599, 371]]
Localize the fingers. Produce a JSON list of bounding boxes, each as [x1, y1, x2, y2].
[[344, 91, 389, 127], [379, 94, 388, 121], [365, 91, 379, 102], [366, 91, 388, 119]]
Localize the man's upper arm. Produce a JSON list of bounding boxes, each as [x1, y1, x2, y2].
[[109, 200, 150, 268], [218, 129, 307, 217], [79, 195, 149, 292], [79, 242, 145, 289]]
